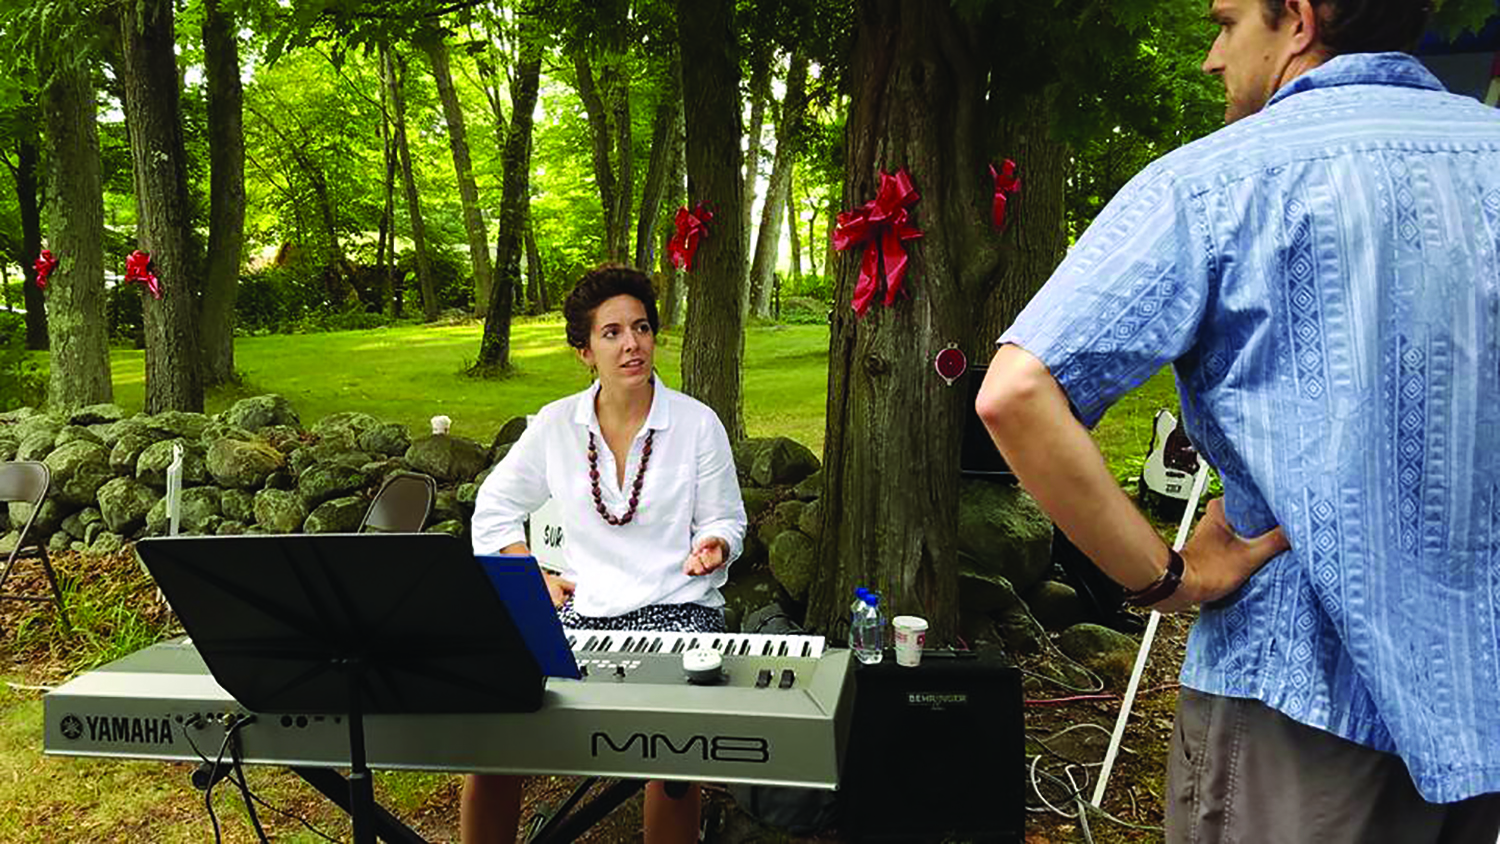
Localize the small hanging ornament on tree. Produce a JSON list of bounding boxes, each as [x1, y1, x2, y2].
[[990, 159, 1021, 230], [125, 250, 163, 300], [33, 250, 58, 289], [832, 167, 924, 317], [667, 202, 714, 271], [934, 343, 968, 387]]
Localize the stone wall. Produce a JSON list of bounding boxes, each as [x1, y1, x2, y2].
[[0, 396, 494, 556], [1, 396, 1140, 687]]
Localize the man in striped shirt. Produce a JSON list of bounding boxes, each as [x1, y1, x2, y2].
[[979, 1, 1500, 840]]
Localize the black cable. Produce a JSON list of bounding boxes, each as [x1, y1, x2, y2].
[[186, 716, 342, 844], [231, 765, 269, 844], [205, 724, 236, 844], [242, 787, 344, 844], [1023, 729, 1096, 769], [227, 720, 270, 844]]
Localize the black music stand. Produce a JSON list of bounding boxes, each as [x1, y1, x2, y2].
[[137, 533, 546, 844]]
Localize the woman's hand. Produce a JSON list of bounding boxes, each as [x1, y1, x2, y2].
[[543, 571, 576, 608], [683, 536, 728, 576]]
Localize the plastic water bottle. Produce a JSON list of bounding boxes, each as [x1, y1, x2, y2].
[[851, 588, 885, 664]]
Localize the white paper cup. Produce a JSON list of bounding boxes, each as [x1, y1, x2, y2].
[[892, 615, 929, 667]]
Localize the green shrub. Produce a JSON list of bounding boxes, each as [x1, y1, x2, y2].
[[106, 281, 144, 347], [784, 272, 835, 304], [0, 311, 46, 411], [236, 265, 326, 334], [292, 299, 396, 333], [397, 246, 472, 313], [779, 296, 832, 325]]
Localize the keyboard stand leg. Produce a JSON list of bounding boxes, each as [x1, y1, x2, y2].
[[291, 766, 429, 844], [528, 778, 646, 844]]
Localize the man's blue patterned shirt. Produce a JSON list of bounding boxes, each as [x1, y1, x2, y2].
[[1000, 53, 1500, 802]]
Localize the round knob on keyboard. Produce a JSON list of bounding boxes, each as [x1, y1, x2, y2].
[[682, 647, 724, 685]]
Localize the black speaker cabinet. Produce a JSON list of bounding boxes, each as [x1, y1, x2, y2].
[[841, 651, 1024, 842], [961, 364, 1017, 483]]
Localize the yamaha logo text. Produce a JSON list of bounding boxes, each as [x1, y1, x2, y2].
[[591, 732, 769, 763], [77, 714, 175, 745]]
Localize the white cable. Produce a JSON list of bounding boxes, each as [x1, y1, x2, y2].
[[1091, 462, 1211, 809], [1069, 767, 1096, 844], [1030, 753, 1077, 818]]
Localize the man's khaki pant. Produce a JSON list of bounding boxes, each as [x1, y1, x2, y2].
[[1166, 687, 1500, 844]]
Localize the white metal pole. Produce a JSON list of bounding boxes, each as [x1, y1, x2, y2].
[[1091, 462, 1211, 809]]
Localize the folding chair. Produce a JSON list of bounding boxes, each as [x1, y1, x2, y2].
[[0, 461, 70, 630], [358, 473, 436, 534]]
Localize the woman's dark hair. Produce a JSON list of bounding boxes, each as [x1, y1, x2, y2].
[[1261, 0, 1432, 55], [562, 264, 661, 350]]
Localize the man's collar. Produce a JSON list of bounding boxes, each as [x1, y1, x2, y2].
[[1267, 52, 1445, 110]]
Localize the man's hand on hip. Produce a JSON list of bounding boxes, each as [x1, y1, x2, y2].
[[1159, 498, 1290, 612]]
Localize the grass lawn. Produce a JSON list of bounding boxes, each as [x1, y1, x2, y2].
[[41, 318, 1178, 475]]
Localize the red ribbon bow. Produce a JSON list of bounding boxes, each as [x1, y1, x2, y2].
[[668, 202, 714, 271], [125, 250, 162, 300], [990, 160, 1021, 230], [833, 168, 924, 317], [33, 250, 57, 289]]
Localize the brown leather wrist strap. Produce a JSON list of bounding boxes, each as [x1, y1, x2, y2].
[[1122, 547, 1184, 608]]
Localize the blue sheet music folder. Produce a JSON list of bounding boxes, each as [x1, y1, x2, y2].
[[476, 554, 582, 680]]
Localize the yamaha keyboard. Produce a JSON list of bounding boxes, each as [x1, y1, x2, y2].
[[44, 632, 853, 789]]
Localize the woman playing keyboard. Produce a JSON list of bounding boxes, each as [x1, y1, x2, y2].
[[465, 264, 748, 843]]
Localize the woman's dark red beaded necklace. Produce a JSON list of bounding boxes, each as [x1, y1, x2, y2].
[[588, 429, 654, 525]]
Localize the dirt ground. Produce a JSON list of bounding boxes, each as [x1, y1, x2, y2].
[[3, 550, 1188, 842]]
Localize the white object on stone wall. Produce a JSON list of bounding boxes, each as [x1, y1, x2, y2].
[[166, 442, 184, 537], [431, 415, 452, 436]]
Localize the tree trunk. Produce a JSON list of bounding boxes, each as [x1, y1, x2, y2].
[[40, 61, 111, 408], [376, 70, 398, 318], [978, 85, 1069, 338], [786, 171, 802, 285], [572, 48, 623, 262], [244, 100, 346, 300], [742, 53, 770, 263], [677, 0, 746, 441], [378, 43, 401, 318], [525, 223, 546, 314], [200, 0, 245, 388], [119, 0, 202, 413], [634, 50, 680, 271], [13, 131, 47, 350], [659, 57, 688, 331], [607, 48, 633, 267], [806, 0, 1023, 643], [385, 46, 439, 321], [426, 36, 493, 317], [749, 51, 809, 319], [475, 31, 541, 372], [823, 190, 838, 296], [805, 205, 819, 277]]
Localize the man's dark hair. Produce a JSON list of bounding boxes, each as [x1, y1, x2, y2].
[[562, 264, 661, 350], [1261, 0, 1432, 55]]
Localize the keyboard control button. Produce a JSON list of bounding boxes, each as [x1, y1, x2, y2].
[[778, 669, 795, 689], [755, 669, 773, 688]]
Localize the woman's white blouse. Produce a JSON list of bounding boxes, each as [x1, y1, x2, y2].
[[471, 380, 748, 618]]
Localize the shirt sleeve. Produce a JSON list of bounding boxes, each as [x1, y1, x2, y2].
[[689, 411, 748, 567], [471, 416, 554, 555], [998, 161, 1213, 428]]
